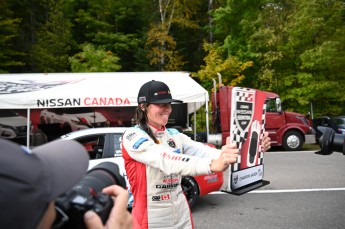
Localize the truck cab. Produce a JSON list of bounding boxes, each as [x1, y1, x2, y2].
[[209, 86, 315, 151], [264, 95, 315, 150]]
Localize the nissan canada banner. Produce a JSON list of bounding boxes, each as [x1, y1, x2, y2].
[[222, 87, 270, 195], [0, 72, 209, 110]]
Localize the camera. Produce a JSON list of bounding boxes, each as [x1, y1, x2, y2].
[[316, 126, 345, 155], [54, 162, 126, 229]]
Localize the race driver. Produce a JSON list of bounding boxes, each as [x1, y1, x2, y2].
[[122, 80, 271, 229]]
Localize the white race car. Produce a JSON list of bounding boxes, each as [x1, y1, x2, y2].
[[0, 110, 28, 140], [60, 127, 224, 209]]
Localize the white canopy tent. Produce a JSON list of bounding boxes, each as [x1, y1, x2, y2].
[[0, 72, 210, 146]]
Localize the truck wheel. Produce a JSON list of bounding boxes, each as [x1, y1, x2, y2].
[[283, 131, 303, 151], [181, 176, 199, 209]]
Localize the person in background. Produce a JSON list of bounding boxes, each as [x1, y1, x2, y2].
[[122, 80, 271, 229], [0, 138, 132, 229], [117, 119, 125, 127]]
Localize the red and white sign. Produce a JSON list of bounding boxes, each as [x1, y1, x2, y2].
[[226, 87, 268, 193]]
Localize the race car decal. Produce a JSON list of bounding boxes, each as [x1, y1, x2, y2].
[[203, 174, 219, 183]]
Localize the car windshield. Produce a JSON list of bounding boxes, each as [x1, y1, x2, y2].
[[331, 118, 345, 127], [0, 109, 18, 117]]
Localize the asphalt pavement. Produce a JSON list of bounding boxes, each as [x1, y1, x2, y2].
[[192, 148, 345, 229]]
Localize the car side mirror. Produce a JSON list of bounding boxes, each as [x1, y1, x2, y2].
[[275, 98, 282, 113]]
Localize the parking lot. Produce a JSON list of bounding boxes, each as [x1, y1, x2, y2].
[[192, 148, 345, 229]]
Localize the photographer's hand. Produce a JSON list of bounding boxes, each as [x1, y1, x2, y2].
[[84, 185, 132, 229]]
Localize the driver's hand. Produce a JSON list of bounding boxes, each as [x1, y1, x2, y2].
[[210, 137, 239, 173], [262, 132, 271, 152]]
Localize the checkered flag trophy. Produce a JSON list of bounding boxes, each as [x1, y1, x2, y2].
[[223, 87, 268, 194]]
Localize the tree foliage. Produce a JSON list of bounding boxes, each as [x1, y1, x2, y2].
[[1, 0, 345, 116], [70, 43, 121, 72], [65, 0, 151, 71], [0, 0, 24, 72], [194, 42, 253, 91], [211, 0, 345, 115], [30, 0, 73, 72]]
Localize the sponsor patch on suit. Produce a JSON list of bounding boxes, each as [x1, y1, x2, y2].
[[132, 137, 148, 149]]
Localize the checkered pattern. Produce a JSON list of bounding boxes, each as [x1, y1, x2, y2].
[[230, 126, 247, 172], [231, 88, 255, 146], [232, 128, 248, 149], [234, 88, 255, 103], [257, 103, 267, 165], [230, 88, 255, 172], [230, 88, 269, 171]]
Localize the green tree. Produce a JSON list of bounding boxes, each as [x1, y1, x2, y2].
[[145, 0, 183, 70], [211, 0, 272, 88], [70, 43, 121, 72], [66, 0, 151, 71], [146, 23, 186, 71], [284, 0, 345, 115], [251, 0, 345, 115], [246, 1, 292, 92], [0, 0, 24, 72], [145, 0, 211, 71], [5, 0, 52, 72], [31, 0, 74, 72], [194, 41, 253, 91], [212, 0, 345, 115]]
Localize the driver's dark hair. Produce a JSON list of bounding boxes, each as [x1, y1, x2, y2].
[[135, 104, 159, 143]]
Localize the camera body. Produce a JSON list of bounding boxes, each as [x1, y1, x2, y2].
[[54, 162, 126, 229], [316, 126, 345, 155], [55, 188, 113, 229]]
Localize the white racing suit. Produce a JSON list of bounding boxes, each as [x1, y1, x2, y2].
[[122, 125, 221, 229]]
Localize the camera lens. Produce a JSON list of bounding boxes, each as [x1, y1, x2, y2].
[[74, 162, 126, 196], [317, 126, 345, 155], [54, 162, 126, 229]]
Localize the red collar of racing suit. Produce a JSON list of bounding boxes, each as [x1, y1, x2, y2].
[[148, 124, 166, 139]]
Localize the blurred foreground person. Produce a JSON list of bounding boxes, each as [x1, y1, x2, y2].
[[0, 138, 132, 229]]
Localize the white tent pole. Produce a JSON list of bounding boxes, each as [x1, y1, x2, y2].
[[26, 108, 30, 147], [193, 103, 196, 141], [205, 95, 209, 143]]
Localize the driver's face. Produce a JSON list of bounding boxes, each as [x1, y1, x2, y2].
[[146, 103, 172, 129]]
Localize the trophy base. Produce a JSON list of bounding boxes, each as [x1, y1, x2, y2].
[[221, 180, 270, 196]]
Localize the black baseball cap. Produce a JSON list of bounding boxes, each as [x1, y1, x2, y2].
[[0, 139, 89, 229], [137, 80, 183, 104]]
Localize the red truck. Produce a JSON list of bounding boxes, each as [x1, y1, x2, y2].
[[208, 85, 316, 151]]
